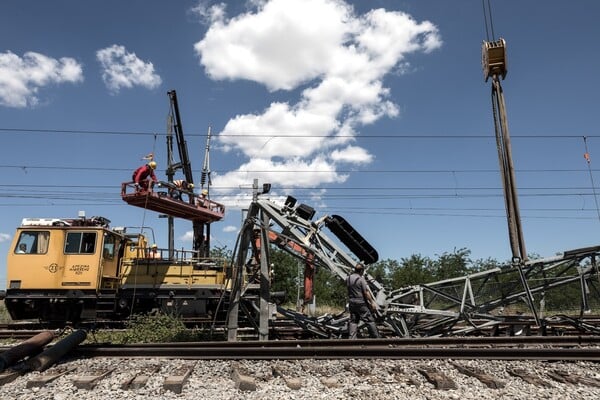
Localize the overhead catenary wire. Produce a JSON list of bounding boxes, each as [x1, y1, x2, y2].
[[482, 0, 496, 42], [5, 184, 600, 192], [2, 126, 599, 220], [582, 136, 600, 223], [0, 127, 599, 139], [1, 164, 600, 175]]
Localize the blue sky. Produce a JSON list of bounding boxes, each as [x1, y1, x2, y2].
[[1, 0, 600, 288]]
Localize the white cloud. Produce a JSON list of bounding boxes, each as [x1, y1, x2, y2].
[[96, 45, 162, 93], [194, 0, 441, 194], [196, 0, 352, 91], [180, 231, 194, 242], [180, 230, 226, 243], [223, 225, 238, 233], [215, 156, 346, 189], [0, 51, 83, 108], [190, 1, 227, 24], [0, 233, 11, 243], [330, 146, 373, 164]]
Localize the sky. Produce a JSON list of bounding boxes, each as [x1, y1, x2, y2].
[[1, 0, 600, 288]]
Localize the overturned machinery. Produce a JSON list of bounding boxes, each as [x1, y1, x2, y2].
[[224, 182, 600, 340]]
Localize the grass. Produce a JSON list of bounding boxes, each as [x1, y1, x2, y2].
[[87, 312, 219, 344], [0, 301, 11, 324]]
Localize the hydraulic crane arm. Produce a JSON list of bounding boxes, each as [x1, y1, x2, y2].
[[164, 90, 218, 256], [167, 90, 194, 187]]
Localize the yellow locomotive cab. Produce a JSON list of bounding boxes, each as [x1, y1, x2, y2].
[[4, 215, 231, 323], [5, 216, 124, 321], [8, 221, 117, 290]]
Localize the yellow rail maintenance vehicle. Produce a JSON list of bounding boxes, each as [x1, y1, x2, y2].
[[4, 213, 230, 323]]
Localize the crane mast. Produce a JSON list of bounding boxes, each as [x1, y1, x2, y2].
[[166, 90, 207, 256], [483, 38, 540, 325], [482, 39, 527, 263]]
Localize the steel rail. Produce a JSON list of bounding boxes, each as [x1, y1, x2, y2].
[[71, 342, 600, 361], [0, 330, 51, 340], [83, 336, 600, 347], [3, 334, 599, 347]]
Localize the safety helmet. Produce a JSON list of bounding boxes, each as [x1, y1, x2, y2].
[[354, 263, 365, 271], [188, 183, 194, 189], [201, 189, 208, 195], [148, 161, 157, 169], [151, 244, 157, 248]]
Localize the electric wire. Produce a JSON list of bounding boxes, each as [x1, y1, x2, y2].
[[2, 128, 598, 221], [482, 0, 496, 41], [2, 165, 600, 174], [583, 136, 600, 223], [0, 127, 598, 139]]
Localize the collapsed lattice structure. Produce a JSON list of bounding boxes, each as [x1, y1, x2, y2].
[[225, 189, 600, 339]]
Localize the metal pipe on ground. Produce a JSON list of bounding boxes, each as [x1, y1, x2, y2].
[[25, 329, 87, 372], [0, 331, 56, 371]]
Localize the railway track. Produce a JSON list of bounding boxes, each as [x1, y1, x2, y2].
[[2, 336, 600, 360], [73, 337, 600, 361], [0, 333, 599, 398]]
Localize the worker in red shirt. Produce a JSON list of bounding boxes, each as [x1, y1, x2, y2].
[[132, 161, 158, 192]]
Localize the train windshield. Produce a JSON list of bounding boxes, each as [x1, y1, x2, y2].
[[15, 231, 50, 254], [65, 232, 97, 254]]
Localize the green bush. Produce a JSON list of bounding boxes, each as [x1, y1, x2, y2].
[[90, 312, 218, 344]]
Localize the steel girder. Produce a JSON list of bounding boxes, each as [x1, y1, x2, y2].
[[227, 195, 600, 338]]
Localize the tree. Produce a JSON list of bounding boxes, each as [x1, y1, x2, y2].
[[312, 266, 346, 307], [429, 248, 472, 281], [269, 248, 302, 306], [366, 260, 390, 288], [389, 254, 433, 288], [209, 244, 232, 260]]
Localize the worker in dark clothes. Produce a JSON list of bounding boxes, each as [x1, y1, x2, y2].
[[171, 179, 193, 200], [346, 262, 380, 339], [132, 161, 158, 192], [197, 189, 208, 207]]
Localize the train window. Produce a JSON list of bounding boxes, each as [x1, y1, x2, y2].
[[65, 232, 97, 254], [15, 231, 50, 254], [103, 233, 116, 260]]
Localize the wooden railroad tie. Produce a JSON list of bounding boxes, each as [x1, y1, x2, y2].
[[508, 368, 553, 388], [72, 369, 114, 390], [272, 366, 302, 390], [163, 366, 194, 394], [547, 369, 600, 388], [417, 367, 457, 390], [231, 363, 257, 392], [450, 362, 506, 389], [26, 367, 75, 388], [121, 365, 161, 390]]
